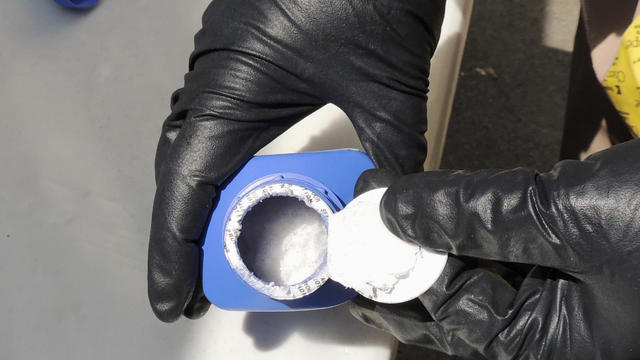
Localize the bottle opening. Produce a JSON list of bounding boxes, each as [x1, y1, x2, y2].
[[223, 181, 334, 300], [237, 196, 328, 286]]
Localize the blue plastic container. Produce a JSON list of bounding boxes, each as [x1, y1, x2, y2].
[[54, 0, 99, 9], [202, 150, 375, 311]]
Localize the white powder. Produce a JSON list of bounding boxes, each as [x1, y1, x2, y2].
[[238, 196, 327, 285], [277, 221, 328, 284], [327, 188, 448, 303], [224, 183, 332, 300]]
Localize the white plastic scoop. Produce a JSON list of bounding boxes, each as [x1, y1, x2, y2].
[[327, 188, 448, 303]]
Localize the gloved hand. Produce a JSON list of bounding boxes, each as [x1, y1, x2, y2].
[[350, 139, 640, 359], [148, 0, 446, 322]]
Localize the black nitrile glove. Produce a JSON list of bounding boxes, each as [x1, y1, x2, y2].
[[350, 139, 640, 359], [148, 0, 446, 322]]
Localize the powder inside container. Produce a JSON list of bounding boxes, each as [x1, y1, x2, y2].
[[237, 196, 328, 286]]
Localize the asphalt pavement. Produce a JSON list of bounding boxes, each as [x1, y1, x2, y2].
[[397, 1, 580, 359]]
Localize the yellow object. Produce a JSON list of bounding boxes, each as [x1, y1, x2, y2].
[[603, 16, 640, 137]]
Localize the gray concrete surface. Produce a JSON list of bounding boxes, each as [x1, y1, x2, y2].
[[397, 1, 580, 359]]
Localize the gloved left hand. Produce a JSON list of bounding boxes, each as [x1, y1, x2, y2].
[[148, 0, 446, 322], [350, 139, 640, 359]]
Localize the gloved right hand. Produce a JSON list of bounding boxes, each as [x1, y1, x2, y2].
[[350, 139, 640, 359]]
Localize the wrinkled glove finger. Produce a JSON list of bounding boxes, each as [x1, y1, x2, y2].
[[154, 88, 188, 184], [377, 152, 632, 271], [354, 169, 399, 197], [350, 295, 486, 359], [419, 256, 581, 360], [326, 1, 445, 176], [148, 50, 322, 322], [149, 115, 302, 322], [337, 79, 432, 175]]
